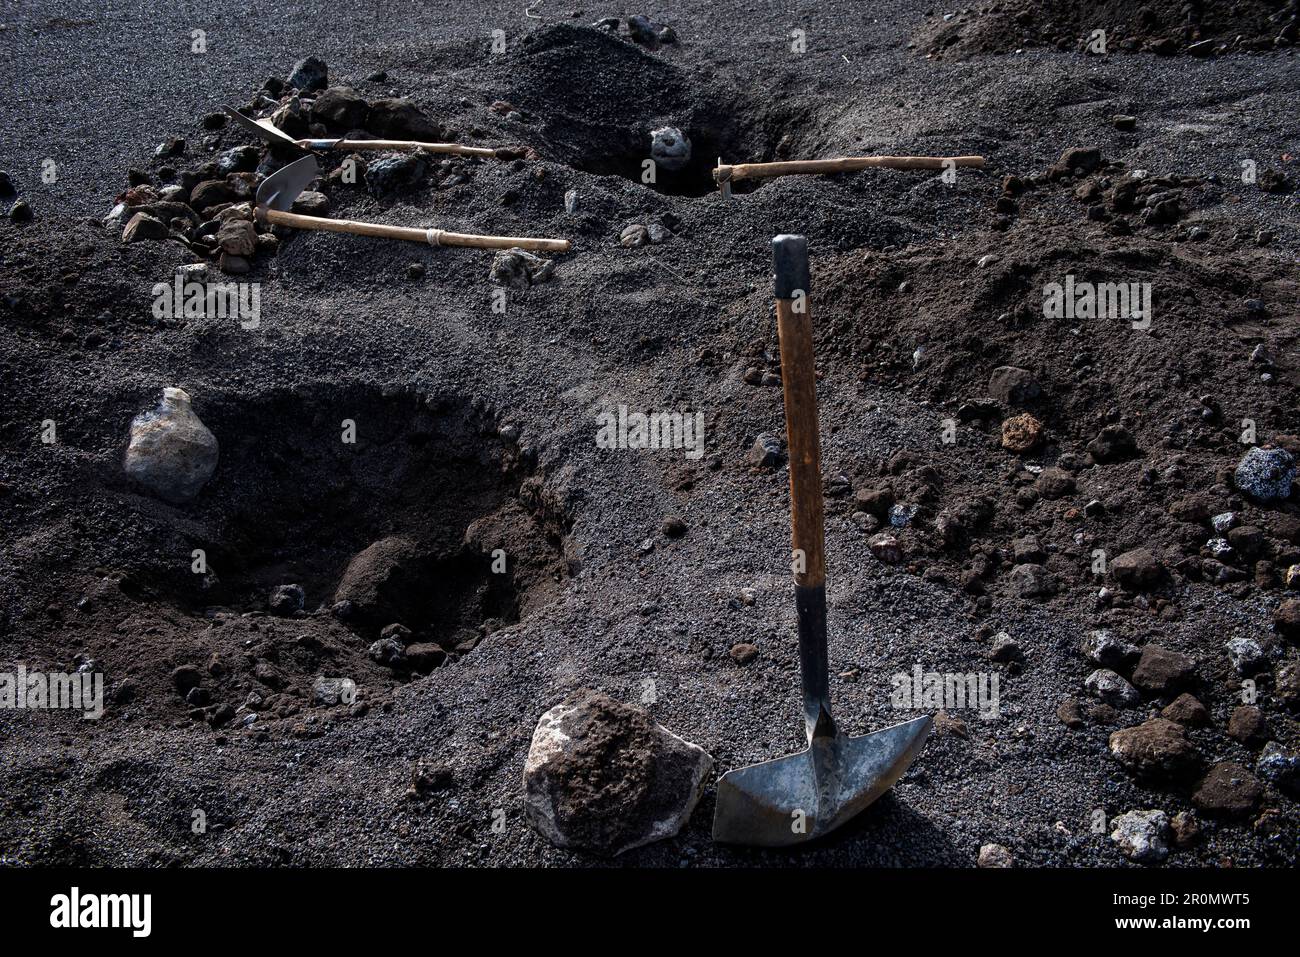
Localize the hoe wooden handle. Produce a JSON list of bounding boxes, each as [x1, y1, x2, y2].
[[774, 234, 834, 738], [261, 208, 571, 252], [324, 139, 500, 157], [718, 155, 986, 183], [774, 235, 825, 591]]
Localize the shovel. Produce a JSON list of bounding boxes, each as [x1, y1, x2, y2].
[[711, 235, 931, 847], [255, 155, 571, 253], [225, 106, 509, 158]]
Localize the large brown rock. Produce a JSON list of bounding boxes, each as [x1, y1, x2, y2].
[[311, 86, 369, 130], [1226, 706, 1268, 747], [523, 690, 712, 856], [1192, 762, 1263, 817], [1161, 693, 1208, 727], [988, 366, 1040, 405], [1274, 598, 1300, 640], [1007, 562, 1053, 597], [367, 98, 442, 140], [217, 219, 257, 257], [122, 212, 169, 243], [1000, 413, 1044, 453], [190, 179, 240, 212], [1087, 424, 1138, 463], [403, 642, 446, 674], [1049, 146, 1102, 179], [333, 537, 425, 626], [1131, 645, 1196, 694], [1108, 718, 1201, 782], [1034, 467, 1075, 500], [1111, 548, 1162, 590]]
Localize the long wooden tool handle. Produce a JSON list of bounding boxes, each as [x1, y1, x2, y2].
[[327, 139, 499, 157], [719, 155, 986, 183], [261, 208, 571, 252], [773, 234, 834, 740]]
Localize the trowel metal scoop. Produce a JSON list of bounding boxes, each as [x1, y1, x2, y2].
[[255, 155, 570, 252], [224, 105, 504, 158], [711, 235, 931, 847]]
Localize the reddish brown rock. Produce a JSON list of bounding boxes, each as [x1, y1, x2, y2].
[[1001, 413, 1044, 453], [1192, 762, 1263, 817], [1111, 549, 1163, 590], [1226, 705, 1268, 747], [1108, 718, 1202, 781], [1131, 645, 1196, 694], [1160, 693, 1208, 727]]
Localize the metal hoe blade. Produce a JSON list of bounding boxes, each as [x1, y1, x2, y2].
[[256, 155, 319, 213], [712, 716, 931, 846], [225, 105, 305, 152]]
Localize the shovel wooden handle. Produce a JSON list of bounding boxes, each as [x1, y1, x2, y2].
[[261, 208, 571, 252], [317, 139, 500, 157], [774, 234, 835, 739], [718, 154, 985, 183]]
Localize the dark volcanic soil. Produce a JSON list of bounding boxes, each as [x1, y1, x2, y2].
[[0, 2, 1298, 868], [918, 0, 1298, 59]]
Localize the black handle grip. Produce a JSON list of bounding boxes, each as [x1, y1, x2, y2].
[[773, 234, 810, 299]]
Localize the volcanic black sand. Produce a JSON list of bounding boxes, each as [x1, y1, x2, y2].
[[0, 1, 1297, 866]]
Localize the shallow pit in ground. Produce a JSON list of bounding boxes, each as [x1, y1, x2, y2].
[[169, 386, 566, 622], [110, 385, 570, 724]]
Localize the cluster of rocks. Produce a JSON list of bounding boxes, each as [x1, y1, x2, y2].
[[592, 14, 677, 48], [861, 341, 1300, 606], [105, 57, 482, 275], [619, 212, 678, 247], [997, 146, 1293, 241], [1055, 620, 1299, 861], [995, 148, 1217, 238], [1159, 445, 1300, 591], [168, 536, 517, 730], [169, 663, 238, 727]]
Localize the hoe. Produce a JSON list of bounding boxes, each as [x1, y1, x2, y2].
[[712, 235, 931, 846], [226, 105, 514, 159], [255, 155, 571, 253]]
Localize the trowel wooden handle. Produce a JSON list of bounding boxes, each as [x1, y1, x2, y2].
[[261, 208, 571, 252], [325, 139, 499, 157], [718, 155, 985, 183]]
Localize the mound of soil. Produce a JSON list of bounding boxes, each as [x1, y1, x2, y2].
[[918, 0, 1297, 59], [796, 149, 1300, 610], [480, 24, 842, 196]]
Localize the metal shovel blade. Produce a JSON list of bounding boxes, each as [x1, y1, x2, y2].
[[256, 155, 319, 212], [712, 715, 931, 847]]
